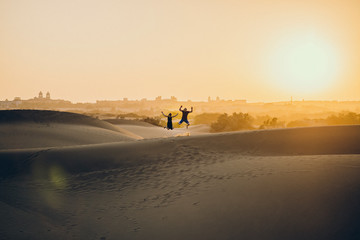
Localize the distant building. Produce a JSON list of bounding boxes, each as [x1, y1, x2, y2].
[[208, 96, 211, 102], [216, 96, 220, 102], [46, 92, 50, 99], [38, 91, 43, 99], [13, 97, 22, 107], [123, 98, 128, 102], [155, 96, 162, 101], [170, 96, 177, 101]]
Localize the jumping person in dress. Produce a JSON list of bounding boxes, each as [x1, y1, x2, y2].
[[161, 112, 178, 130], [178, 105, 193, 129]]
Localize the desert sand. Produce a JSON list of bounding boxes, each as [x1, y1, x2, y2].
[[104, 118, 210, 139], [1, 110, 360, 240]]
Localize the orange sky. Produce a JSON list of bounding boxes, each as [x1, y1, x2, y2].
[[1, 0, 359, 102]]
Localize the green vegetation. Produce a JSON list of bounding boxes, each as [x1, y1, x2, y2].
[[259, 117, 285, 129], [287, 112, 360, 128], [142, 116, 162, 127], [326, 112, 360, 125], [116, 113, 144, 119], [209, 111, 360, 133], [194, 113, 222, 125], [210, 112, 254, 132]]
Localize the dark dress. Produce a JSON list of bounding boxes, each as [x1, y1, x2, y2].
[[167, 116, 173, 129]]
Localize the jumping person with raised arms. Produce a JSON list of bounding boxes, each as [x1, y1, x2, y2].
[[161, 112, 178, 130], [178, 105, 193, 129]]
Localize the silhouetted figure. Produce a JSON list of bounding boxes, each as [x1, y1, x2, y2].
[[178, 105, 193, 129], [162, 112, 178, 130]]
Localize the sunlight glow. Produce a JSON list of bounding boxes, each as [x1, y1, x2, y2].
[[268, 34, 341, 94]]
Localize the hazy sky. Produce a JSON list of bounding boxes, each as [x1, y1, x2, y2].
[[1, 0, 359, 102]]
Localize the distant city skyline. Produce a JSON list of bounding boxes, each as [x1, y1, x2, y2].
[[4, 91, 247, 103], [3, 90, 360, 104]]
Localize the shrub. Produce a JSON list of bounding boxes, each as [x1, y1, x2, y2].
[[326, 112, 360, 125], [210, 112, 254, 132], [259, 117, 285, 129], [142, 117, 162, 126], [194, 113, 222, 125]]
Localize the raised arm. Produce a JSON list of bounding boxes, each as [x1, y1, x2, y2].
[[161, 111, 167, 117], [190, 106, 193, 113], [172, 113, 178, 118], [179, 105, 183, 111]]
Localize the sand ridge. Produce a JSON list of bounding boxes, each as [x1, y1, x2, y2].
[[0, 110, 143, 150], [112, 123, 210, 139], [1, 125, 360, 178], [0, 110, 122, 132]]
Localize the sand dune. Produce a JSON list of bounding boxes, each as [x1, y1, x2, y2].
[[0, 123, 143, 149], [1, 111, 360, 239], [104, 118, 210, 139], [1, 125, 359, 177], [113, 123, 210, 139], [104, 119, 157, 127], [105, 118, 210, 133], [0, 110, 122, 132], [0, 110, 142, 149]]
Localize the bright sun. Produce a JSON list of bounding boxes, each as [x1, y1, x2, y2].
[[268, 34, 340, 95]]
